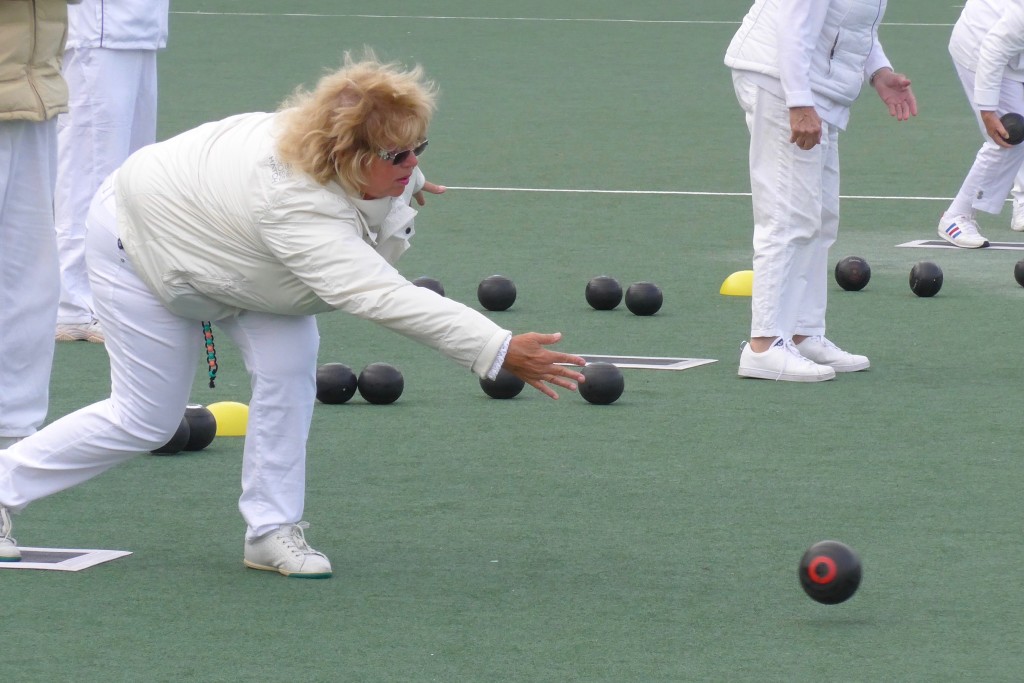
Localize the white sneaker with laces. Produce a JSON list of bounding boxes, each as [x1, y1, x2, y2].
[[55, 320, 105, 343], [1012, 197, 1024, 232], [0, 506, 21, 562], [937, 212, 989, 248], [243, 522, 332, 578], [796, 336, 869, 372], [738, 338, 836, 382]]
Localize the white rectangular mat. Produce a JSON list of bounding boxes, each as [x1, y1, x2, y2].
[[0, 547, 132, 571], [897, 239, 1024, 251], [573, 355, 717, 370]]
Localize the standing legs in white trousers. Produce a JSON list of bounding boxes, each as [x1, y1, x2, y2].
[[0, 179, 320, 541], [940, 63, 1024, 247], [0, 120, 60, 443], [55, 47, 159, 330], [733, 73, 839, 341], [731, 73, 868, 382]]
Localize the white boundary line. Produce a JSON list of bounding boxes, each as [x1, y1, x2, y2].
[[573, 355, 718, 371], [171, 12, 954, 27], [173, 13, 739, 22], [444, 186, 956, 202]]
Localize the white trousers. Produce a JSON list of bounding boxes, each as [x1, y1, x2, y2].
[[0, 180, 321, 540], [950, 62, 1024, 216], [733, 73, 839, 339], [55, 47, 159, 324], [0, 120, 60, 438]]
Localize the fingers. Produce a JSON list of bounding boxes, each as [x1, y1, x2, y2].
[[547, 374, 582, 391], [885, 94, 917, 121], [881, 77, 917, 121], [788, 124, 821, 149], [503, 332, 586, 399], [879, 71, 912, 90], [993, 129, 1014, 148], [789, 133, 820, 150], [907, 96, 919, 118], [412, 183, 447, 207], [526, 371, 581, 399], [980, 111, 1012, 147], [889, 100, 908, 121], [527, 379, 560, 400], [789, 107, 822, 150], [527, 331, 562, 346], [550, 353, 587, 369], [521, 360, 585, 386]]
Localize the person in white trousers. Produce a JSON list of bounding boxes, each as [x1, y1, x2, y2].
[[0, 53, 587, 577], [0, 0, 70, 505], [54, 0, 169, 342], [938, 0, 1024, 248], [724, 0, 916, 382]]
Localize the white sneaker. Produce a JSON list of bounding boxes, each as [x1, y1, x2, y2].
[[937, 213, 989, 248], [1012, 197, 1024, 232], [243, 522, 332, 578], [738, 338, 836, 382], [0, 506, 21, 562], [796, 336, 869, 372], [55, 320, 105, 343]]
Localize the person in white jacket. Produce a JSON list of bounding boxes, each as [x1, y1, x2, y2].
[[939, 0, 1024, 248], [0, 53, 586, 577], [54, 0, 169, 342], [724, 0, 916, 382]]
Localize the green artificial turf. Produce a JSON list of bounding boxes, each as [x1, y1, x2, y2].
[[7, 2, 1024, 681]]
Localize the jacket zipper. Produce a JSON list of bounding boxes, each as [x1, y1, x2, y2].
[[827, 33, 839, 75], [871, 0, 884, 35], [26, 1, 48, 116]]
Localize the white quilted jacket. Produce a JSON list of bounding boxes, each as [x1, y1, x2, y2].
[[725, 0, 891, 127]]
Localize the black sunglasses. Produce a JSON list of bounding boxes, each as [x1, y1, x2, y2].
[[376, 139, 428, 165]]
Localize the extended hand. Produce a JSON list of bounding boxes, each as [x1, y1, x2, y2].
[[873, 69, 918, 121], [413, 180, 447, 206], [501, 332, 586, 399]]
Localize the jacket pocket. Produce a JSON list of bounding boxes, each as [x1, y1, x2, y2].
[[161, 271, 243, 320], [826, 32, 840, 75]]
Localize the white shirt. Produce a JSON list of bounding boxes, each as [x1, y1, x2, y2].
[[949, 0, 1024, 109], [725, 0, 891, 129], [67, 0, 169, 50]]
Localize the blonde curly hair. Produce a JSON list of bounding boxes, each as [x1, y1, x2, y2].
[[275, 50, 437, 195]]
